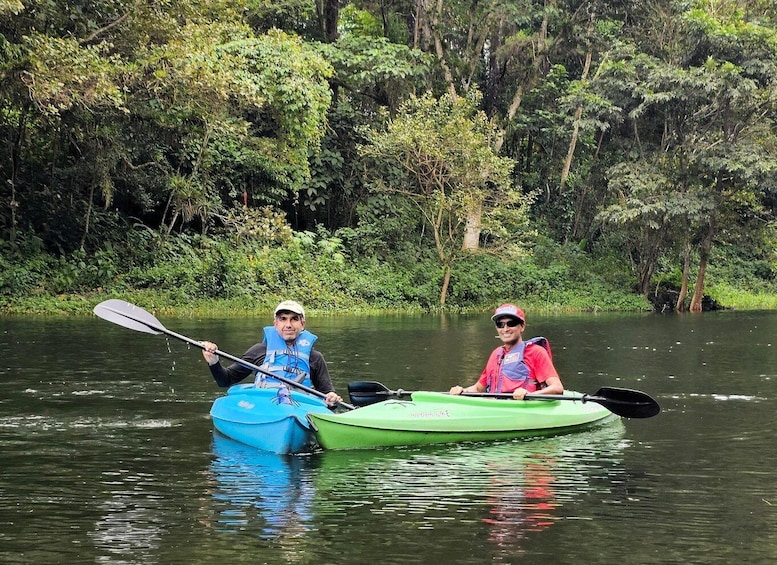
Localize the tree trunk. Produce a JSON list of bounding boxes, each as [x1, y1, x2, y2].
[[689, 254, 708, 313], [166, 210, 179, 235], [322, 0, 339, 42], [560, 12, 595, 191], [500, 8, 550, 143], [8, 103, 28, 245], [430, 0, 457, 99], [80, 183, 95, 250], [690, 221, 714, 312], [462, 203, 482, 250], [411, 0, 424, 49], [439, 263, 451, 305], [560, 104, 584, 191], [676, 243, 691, 312], [484, 26, 503, 118], [638, 260, 654, 297]]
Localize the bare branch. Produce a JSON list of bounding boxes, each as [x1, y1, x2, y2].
[[79, 12, 131, 45]]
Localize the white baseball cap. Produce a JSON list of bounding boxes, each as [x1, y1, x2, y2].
[[274, 300, 305, 318]]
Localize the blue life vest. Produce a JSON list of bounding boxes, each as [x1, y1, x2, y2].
[[257, 326, 317, 388], [490, 337, 551, 393]]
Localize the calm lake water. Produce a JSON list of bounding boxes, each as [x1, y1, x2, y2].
[[1, 309, 777, 564]]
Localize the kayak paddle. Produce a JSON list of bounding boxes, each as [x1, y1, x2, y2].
[[347, 380, 660, 419], [93, 299, 355, 410]]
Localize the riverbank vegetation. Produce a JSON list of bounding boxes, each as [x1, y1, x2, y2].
[[2, 1, 776, 316]]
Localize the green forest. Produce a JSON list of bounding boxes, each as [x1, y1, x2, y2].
[[2, 0, 776, 316]]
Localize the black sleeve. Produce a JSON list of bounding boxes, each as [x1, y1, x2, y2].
[[209, 342, 267, 388], [309, 350, 336, 394]]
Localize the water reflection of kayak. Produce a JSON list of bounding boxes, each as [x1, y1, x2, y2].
[[310, 424, 627, 553], [308, 391, 617, 450], [209, 384, 331, 454], [207, 425, 626, 553], [310, 422, 625, 496], [209, 433, 316, 538]]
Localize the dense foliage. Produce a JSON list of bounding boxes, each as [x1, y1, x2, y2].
[[1, 0, 776, 314]]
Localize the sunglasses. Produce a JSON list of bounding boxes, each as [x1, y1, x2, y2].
[[495, 319, 522, 328]]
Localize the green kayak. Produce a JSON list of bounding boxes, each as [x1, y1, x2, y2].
[[307, 391, 616, 450]]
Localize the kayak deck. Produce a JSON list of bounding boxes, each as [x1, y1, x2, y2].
[[308, 391, 616, 450], [210, 384, 331, 454]]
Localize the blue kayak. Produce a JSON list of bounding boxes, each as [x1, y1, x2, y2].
[[210, 384, 332, 454]]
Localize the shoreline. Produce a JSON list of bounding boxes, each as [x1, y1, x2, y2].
[[3, 288, 776, 317]]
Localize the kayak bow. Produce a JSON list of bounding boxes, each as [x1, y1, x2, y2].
[[211, 384, 332, 454]]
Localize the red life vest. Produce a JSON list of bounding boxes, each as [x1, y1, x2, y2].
[[488, 337, 552, 393]]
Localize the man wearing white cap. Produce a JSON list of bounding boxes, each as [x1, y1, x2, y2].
[[201, 300, 343, 406], [449, 303, 564, 400]]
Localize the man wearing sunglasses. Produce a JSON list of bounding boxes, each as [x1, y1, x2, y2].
[[449, 303, 564, 400]]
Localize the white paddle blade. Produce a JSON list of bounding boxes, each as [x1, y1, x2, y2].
[[93, 299, 164, 335]]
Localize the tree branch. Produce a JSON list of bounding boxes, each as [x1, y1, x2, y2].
[[79, 11, 131, 45]]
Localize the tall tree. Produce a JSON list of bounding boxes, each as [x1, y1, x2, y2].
[[595, 0, 777, 308], [0, 3, 333, 250], [359, 90, 528, 304]]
